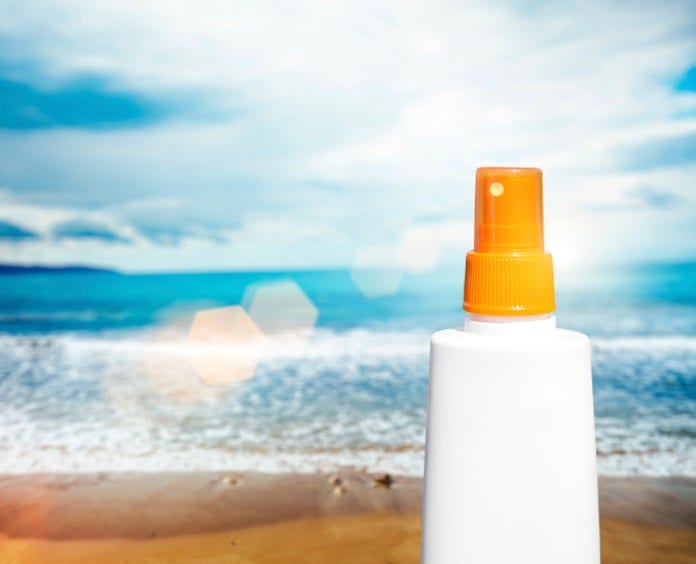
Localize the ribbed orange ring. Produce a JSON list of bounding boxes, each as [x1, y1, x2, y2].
[[463, 252, 555, 316]]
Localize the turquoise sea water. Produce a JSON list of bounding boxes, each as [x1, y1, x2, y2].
[[0, 263, 694, 476]]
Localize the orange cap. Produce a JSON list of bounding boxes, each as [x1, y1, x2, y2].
[[463, 167, 555, 316]]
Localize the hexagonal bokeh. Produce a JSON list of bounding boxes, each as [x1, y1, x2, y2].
[[242, 280, 319, 344], [350, 245, 403, 298], [186, 305, 265, 387], [397, 228, 442, 274]]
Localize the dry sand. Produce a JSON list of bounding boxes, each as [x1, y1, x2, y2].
[[0, 472, 693, 563]]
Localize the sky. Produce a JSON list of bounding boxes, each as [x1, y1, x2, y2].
[[0, 0, 694, 273]]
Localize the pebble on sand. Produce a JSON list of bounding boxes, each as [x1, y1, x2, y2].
[[371, 473, 393, 489], [328, 474, 342, 486], [333, 485, 347, 496], [222, 475, 239, 487]]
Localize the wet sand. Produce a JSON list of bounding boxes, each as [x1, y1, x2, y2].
[[0, 472, 693, 563]]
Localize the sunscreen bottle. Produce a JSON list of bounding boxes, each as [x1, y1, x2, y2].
[[421, 167, 599, 563]]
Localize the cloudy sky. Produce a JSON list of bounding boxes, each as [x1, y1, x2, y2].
[[0, 0, 694, 272]]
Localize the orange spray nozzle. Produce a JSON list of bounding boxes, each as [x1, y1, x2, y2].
[[475, 167, 544, 253], [464, 167, 555, 316]]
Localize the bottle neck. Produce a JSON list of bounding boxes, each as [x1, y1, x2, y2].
[[464, 313, 556, 336]]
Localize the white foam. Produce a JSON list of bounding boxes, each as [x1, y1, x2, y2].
[[0, 330, 693, 477], [592, 336, 696, 351]]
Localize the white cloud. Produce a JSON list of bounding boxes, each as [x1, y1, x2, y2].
[[0, 0, 694, 269]]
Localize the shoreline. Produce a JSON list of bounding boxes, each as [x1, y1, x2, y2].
[[0, 471, 423, 540], [1, 472, 694, 563]]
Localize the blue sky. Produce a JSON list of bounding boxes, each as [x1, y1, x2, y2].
[[0, 0, 694, 272]]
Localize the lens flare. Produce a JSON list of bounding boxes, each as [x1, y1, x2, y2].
[[186, 305, 265, 387], [397, 229, 442, 274], [242, 280, 318, 345], [351, 245, 403, 298]]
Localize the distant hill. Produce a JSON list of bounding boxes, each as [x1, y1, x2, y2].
[[0, 263, 118, 275]]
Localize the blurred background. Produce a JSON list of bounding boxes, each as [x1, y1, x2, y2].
[[0, 0, 694, 478]]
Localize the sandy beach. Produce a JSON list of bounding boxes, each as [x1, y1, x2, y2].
[[0, 472, 693, 563]]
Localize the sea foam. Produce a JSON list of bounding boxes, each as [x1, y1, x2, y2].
[[0, 329, 693, 477]]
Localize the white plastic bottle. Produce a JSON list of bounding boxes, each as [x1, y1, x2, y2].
[[421, 167, 599, 563]]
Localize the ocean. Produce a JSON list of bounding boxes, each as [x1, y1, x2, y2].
[[0, 263, 694, 476]]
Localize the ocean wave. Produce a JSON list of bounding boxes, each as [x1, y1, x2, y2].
[[0, 430, 692, 477], [592, 336, 696, 351], [0, 328, 693, 477], [1, 328, 695, 359], [0, 310, 129, 323], [0, 327, 431, 362]]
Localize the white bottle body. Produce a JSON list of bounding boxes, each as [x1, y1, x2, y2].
[[421, 315, 599, 563]]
